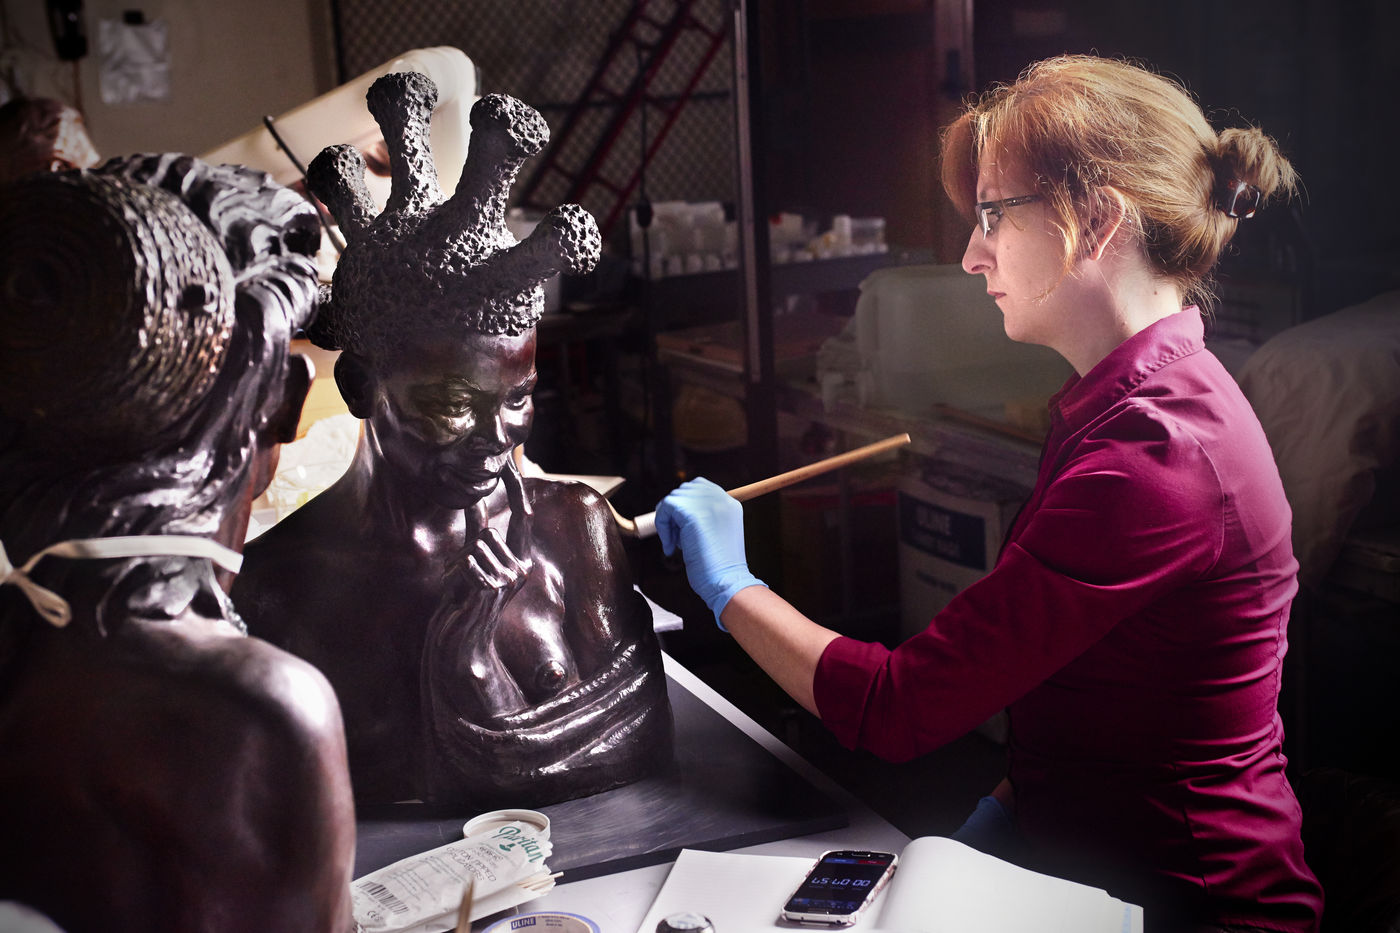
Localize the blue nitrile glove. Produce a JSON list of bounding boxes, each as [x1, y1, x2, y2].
[[950, 795, 1019, 861], [654, 477, 766, 629]]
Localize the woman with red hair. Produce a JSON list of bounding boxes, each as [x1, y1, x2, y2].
[[658, 55, 1320, 932]]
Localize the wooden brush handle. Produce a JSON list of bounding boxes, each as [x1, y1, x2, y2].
[[725, 432, 911, 501], [615, 432, 911, 538]]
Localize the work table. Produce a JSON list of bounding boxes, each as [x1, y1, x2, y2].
[[506, 654, 910, 931]]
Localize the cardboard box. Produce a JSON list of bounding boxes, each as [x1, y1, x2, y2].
[[898, 463, 1030, 744], [779, 470, 900, 644], [897, 465, 1028, 640]]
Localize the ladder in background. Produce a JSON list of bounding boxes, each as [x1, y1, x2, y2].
[[515, 0, 728, 239]]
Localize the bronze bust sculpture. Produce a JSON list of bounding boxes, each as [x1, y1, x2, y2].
[[0, 156, 355, 931], [232, 73, 673, 807]]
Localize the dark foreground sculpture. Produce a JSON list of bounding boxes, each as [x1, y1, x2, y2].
[[233, 73, 673, 807], [0, 156, 355, 932]]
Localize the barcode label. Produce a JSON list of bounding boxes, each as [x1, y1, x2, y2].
[[360, 881, 410, 915]]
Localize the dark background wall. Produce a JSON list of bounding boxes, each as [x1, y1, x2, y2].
[[329, 0, 1398, 318], [968, 0, 1400, 316], [753, 0, 1398, 317], [331, 0, 738, 248]]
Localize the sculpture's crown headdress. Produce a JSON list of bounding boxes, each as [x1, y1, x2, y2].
[[306, 73, 600, 362]]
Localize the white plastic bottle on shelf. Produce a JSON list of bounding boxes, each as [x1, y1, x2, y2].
[[202, 46, 477, 205], [851, 217, 887, 254]]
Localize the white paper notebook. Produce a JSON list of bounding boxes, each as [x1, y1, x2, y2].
[[636, 838, 1143, 933]]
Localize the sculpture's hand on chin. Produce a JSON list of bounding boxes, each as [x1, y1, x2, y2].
[[428, 523, 533, 720], [501, 454, 533, 558], [447, 524, 531, 622]]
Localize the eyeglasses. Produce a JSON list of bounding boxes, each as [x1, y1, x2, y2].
[[974, 194, 1041, 238]]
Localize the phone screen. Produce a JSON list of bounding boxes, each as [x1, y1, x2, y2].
[[782, 850, 897, 923]]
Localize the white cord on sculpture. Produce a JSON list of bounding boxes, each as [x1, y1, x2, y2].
[[0, 536, 243, 627]]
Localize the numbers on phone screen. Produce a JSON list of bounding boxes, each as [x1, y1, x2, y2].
[[809, 876, 873, 887]]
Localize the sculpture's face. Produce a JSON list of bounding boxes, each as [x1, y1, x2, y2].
[[370, 329, 537, 509]]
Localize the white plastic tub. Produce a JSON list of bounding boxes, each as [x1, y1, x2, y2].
[[854, 264, 1070, 415]]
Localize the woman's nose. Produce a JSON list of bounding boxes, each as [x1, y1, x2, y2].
[[962, 227, 991, 275]]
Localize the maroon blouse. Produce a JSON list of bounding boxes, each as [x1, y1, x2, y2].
[[816, 309, 1323, 929]]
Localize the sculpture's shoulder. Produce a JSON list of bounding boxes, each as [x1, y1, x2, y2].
[[202, 626, 344, 734], [233, 487, 384, 643], [240, 485, 369, 571], [126, 625, 356, 917], [130, 622, 348, 782], [0, 622, 354, 932], [525, 477, 622, 550], [525, 473, 604, 508], [522, 477, 650, 633]]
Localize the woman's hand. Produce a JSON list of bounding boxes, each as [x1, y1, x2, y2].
[[654, 477, 766, 627]]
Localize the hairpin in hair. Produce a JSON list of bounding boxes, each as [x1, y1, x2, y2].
[[1218, 179, 1261, 219]]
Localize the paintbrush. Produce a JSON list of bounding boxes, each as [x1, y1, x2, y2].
[[611, 432, 911, 538]]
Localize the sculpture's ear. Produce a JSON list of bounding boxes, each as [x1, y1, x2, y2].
[[267, 354, 313, 444], [334, 351, 377, 420]]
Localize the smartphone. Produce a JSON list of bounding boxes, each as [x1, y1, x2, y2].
[[779, 849, 898, 926]]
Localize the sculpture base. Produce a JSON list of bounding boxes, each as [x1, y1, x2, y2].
[[355, 665, 848, 880]]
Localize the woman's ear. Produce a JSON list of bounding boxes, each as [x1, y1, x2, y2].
[[334, 351, 377, 420], [1085, 185, 1129, 262]]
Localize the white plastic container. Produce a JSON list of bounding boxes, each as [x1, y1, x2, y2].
[[201, 46, 477, 205], [462, 807, 551, 840], [854, 264, 1070, 416], [629, 200, 731, 278]]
